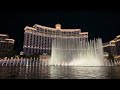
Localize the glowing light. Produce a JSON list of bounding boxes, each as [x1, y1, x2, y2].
[[0, 34, 8, 36], [116, 35, 120, 38], [24, 26, 37, 30], [117, 39, 120, 42], [24, 46, 27, 47], [49, 38, 105, 66]]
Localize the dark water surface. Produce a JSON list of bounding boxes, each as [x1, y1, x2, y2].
[[0, 66, 120, 79]]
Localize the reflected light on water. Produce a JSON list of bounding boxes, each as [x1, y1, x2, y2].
[[49, 66, 111, 79], [0, 66, 119, 79]]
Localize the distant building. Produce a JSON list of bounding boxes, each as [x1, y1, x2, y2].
[[116, 35, 120, 56], [23, 24, 88, 56], [103, 40, 116, 56], [103, 35, 120, 59], [0, 34, 15, 57]]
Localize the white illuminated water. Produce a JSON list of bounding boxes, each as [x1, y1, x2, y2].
[[49, 37, 106, 66]]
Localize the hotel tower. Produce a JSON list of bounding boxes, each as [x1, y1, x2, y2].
[[23, 24, 88, 56]]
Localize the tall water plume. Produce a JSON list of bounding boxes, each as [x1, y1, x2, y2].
[[49, 37, 105, 66]]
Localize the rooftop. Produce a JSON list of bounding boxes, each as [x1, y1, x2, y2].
[[0, 34, 8, 37], [32, 24, 81, 31]]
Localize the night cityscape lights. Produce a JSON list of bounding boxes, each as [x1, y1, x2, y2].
[[0, 23, 120, 79]]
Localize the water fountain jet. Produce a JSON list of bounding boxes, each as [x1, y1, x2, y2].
[[49, 37, 106, 66]]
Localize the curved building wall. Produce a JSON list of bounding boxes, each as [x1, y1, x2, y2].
[[23, 24, 88, 56]]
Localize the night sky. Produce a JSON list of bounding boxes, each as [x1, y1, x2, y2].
[[1, 11, 120, 53]]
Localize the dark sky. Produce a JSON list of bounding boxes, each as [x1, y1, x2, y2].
[[0, 11, 120, 52]]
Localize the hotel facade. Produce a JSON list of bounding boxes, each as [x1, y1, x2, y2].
[[0, 34, 15, 57], [103, 35, 120, 59], [23, 24, 88, 56]]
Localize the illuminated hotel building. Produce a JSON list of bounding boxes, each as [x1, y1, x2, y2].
[[0, 34, 15, 50], [103, 40, 116, 56], [23, 24, 88, 56], [0, 34, 15, 57], [103, 35, 120, 59]]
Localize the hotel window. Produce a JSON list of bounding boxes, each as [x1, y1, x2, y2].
[[29, 48, 31, 53], [37, 27, 39, 30], [45, 30, 47, 33], [48, 30, 51, 34], [40, 28, 44, 33], [26, 48, 28, 52], [26, 34, 29, 38], [36, 49, 37, 52], [34, 35, 35, 38], [45, 38, 46, 42]]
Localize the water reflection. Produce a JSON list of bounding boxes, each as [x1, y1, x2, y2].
[[0, 66, 120, 79], [49, 66, 112, 79], [0, 66, 20, 79], [110, 67, 120, 79]]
